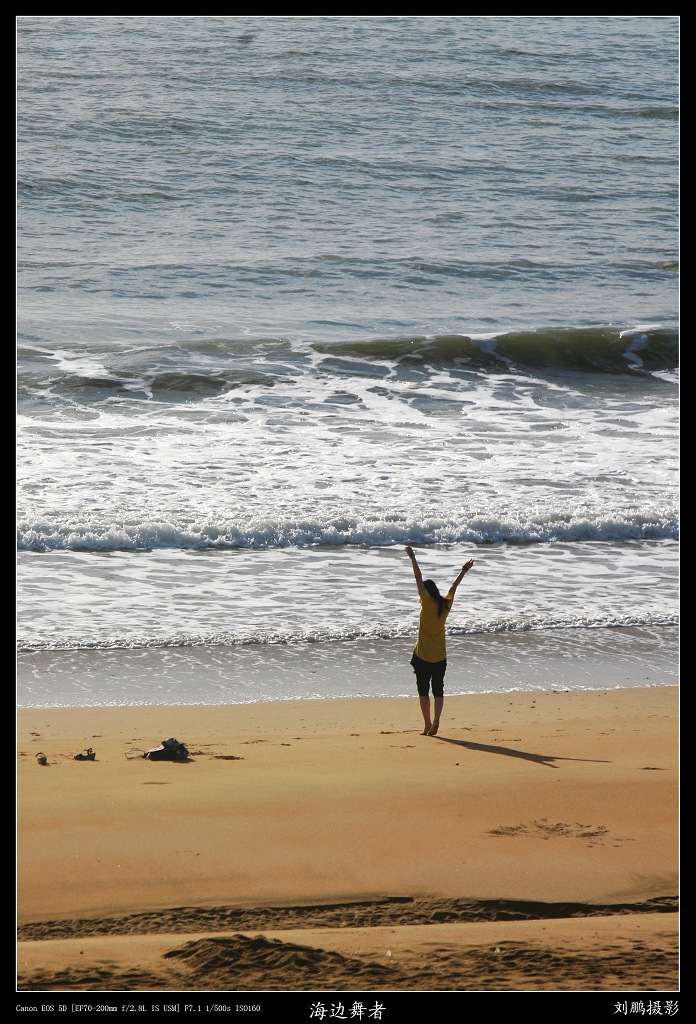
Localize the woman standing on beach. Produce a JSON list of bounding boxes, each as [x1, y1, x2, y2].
[[405, 546, 475, 736]]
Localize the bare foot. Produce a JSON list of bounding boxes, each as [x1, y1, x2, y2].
[[421, 724, 432, 736], [427, 721, 440, 736]]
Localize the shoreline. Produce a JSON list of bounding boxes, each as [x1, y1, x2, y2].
[[17, 686, 679, 993], [17, 622, 680, 709]]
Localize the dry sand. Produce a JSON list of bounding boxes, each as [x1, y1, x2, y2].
[[16, 687, 679, 1005]]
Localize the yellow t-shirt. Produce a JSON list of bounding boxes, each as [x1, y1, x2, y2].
[[414, 591, 453, 663]]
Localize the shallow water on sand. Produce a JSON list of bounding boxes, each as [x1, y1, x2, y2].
[[17, 624, 678, 709]]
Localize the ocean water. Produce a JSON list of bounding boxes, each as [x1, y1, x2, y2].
[[16, 16, 679, 708]]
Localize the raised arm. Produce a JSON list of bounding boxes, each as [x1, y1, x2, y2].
[[449, 558, 475, 596], [404, 545, 425, 596]]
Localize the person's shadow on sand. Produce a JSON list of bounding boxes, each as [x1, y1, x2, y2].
[[432, 735, 611, 769]]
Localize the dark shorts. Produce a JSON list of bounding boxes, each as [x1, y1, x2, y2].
[[410, 652, 447, 698]]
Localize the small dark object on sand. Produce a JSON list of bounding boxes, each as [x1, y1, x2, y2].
[[74, 748, 96, 761]]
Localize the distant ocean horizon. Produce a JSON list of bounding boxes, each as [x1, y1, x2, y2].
[[17, 16, 679, 708]]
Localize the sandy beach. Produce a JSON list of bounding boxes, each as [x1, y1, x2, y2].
[[16, 685, 679, 1005]]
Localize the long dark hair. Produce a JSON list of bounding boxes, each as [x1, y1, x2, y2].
[[424, 579, 450, 618]]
